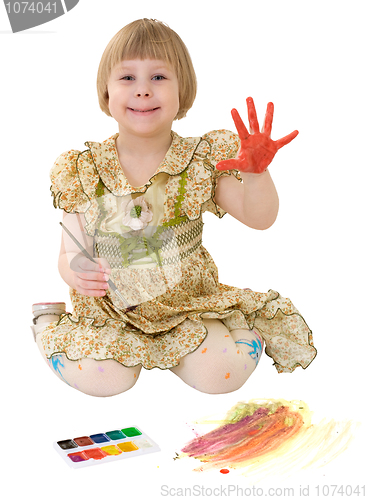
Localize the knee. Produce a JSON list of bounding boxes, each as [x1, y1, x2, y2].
[[196, 364, 254, 394], [74, 359, 142, 397], [171, 354, 257, 395], [78, 363, 141, 397], [47, 356, 142, 397]]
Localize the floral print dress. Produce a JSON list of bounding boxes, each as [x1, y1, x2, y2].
[[41, 130, 317, 373]]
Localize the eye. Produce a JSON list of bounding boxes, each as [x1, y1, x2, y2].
[[152, 75, 166, 81], [121, 75, 134, 81]]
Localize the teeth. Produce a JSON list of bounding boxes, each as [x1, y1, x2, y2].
[[131, 108, 156, 112]]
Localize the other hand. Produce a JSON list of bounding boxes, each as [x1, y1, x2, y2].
[[70, 254, 111, 297]]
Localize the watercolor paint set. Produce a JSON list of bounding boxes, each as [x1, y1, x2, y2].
[[54, 426, 160, 468]]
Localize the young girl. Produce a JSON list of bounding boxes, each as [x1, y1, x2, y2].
[[33, 18, 316, 397]]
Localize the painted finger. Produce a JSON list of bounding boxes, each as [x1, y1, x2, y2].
[[216, 159, 241, 171], [262, 102, 274, 135], [275, 130, 299, 150], [231, 108, 249, 140], [246, 97, 260, 134]]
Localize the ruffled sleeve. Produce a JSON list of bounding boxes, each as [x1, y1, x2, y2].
[[181, 129, 241, 220], [50, 149, 98, 214], [200, 129, 242, 218]]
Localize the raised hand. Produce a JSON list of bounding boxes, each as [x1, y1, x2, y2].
[[216, 97, 298, 174]]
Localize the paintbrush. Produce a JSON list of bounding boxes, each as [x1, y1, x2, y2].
[[59, 222, 131, 308]]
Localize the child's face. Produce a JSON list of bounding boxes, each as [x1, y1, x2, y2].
[[107, 59, 180, 138]]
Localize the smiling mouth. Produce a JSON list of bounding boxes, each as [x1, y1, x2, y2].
[[128, 107, 159, 112]]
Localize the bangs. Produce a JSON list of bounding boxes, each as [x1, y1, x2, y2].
[[108, 20, 178, 72]]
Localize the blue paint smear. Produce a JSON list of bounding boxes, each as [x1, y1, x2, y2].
[[235, 338, 263, 365], [48, 355, 71, 385]]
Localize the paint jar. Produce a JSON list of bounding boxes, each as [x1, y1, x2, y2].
[[32, 302, 66, 319]]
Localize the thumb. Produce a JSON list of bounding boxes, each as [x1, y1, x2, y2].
[[275, 130, 299, 150]]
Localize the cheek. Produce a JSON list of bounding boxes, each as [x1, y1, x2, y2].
[[170, 86, 180, 113], [106, 86, 112, 113], [106, 89, 120, 117]]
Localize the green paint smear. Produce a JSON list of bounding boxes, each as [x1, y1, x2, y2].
[[221, 399, 311, 426]]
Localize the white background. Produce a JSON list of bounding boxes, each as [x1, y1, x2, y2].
[[1, 0, 367, 498]]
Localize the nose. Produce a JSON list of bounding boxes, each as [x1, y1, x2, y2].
[[134, 76, 153, 98], [135, 82, 152, 98]]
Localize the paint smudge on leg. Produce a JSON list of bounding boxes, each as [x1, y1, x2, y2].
[[98, 366, 104, 373], [48, 355, 70, 386], [252, 329, 263, 345], [235, 338, 263, 365]]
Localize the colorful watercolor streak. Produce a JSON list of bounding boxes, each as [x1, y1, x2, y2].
[[180, 399, 359, 479]]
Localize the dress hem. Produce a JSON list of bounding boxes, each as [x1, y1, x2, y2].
[[42, 289, 317, 373]]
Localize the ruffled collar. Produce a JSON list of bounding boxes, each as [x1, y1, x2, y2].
[[84, 131, 201, 196]]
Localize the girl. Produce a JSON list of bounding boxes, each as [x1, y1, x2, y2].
[[32, 18, 316, 396]]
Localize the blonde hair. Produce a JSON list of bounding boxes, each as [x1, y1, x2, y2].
[[97, 19, 197, 120]]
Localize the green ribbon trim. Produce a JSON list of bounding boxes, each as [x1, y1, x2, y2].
[[163, 170, 188, 227], [95, 227, 165, 267]]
